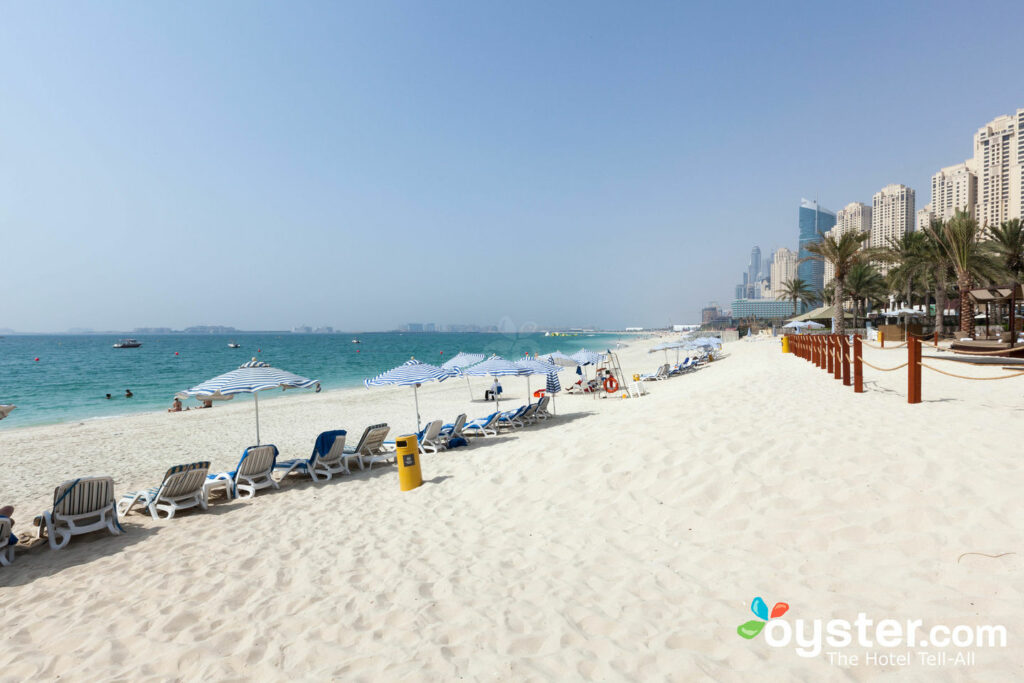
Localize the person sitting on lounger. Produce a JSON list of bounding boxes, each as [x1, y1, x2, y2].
[[484, 379, 502, 401]]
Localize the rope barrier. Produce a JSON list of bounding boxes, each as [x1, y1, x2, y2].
[[861, 340, 908, 349], [922, 354, 1024, 367], [860, 359, 909, 372], [936, 345, 1024, 356], [918, 363, 1024, 381]]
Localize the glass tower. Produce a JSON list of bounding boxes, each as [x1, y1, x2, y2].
[[797, 198, 836, 293]]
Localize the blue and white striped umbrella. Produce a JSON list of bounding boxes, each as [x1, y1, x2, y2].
[[514, 357, 562, 404], [459, 355, 529, 411], [442, 352, 486, 400], [181, 359, 319, 444], [365, 359, 454, 431], [570, 349, 604, 366], [545, 371, 561, 415], [542, 351, 578, 368]]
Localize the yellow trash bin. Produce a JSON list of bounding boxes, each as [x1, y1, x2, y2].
[[781, 336, 790, 353], [395, 434, 422, 491]]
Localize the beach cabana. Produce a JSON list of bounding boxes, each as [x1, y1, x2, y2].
[[181, 359, 319, 445]]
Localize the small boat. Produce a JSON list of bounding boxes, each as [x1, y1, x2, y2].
[[352, 339, 361, 344], [228, 342, 241, 348], [113, 339, 142, 348]]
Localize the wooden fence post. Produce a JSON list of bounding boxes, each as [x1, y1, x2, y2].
[[826, 335, 834, 374], [833, 335, 842, 380], [854, 335, 863, 393], [841, 335, 851, 386], [908, 336, 921, 404]]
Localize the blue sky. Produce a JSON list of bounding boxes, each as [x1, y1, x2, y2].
[[2, 1, 1022, 332]]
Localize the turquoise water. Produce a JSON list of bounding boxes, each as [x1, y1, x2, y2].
[[0, 332, 624, 429]]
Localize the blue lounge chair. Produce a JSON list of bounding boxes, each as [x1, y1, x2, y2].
[[463, 412, 499, 437], [207, 445, 279, 499], [275, 430, 348, 482], [440, 413, 467, 444]]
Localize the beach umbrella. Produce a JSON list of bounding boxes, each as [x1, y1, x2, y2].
[[181, 359, 319, 445], [175, 390, 236, 407], [804, 322, 825, 330], [782, 321, 808, 328], [514, 357, 562, 400], [543, 351, 579, 367], [571, 349, 604, 366], [0, 405, 14, 421], [545, 371, 561, 414], [365, 359, 454, 432], [459, 355, 529, 411], [441, 352, 485, 400]]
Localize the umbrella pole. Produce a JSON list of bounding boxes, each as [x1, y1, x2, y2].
[[465, 375, 473, 401], [527, 376, 531, 402], [254, 392, 261, 445], [414, 384, 421, 432], [494, 376, 501, 413]]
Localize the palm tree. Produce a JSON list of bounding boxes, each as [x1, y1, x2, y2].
[[804, 230, 871, 334], [777, 277, 815, 316], [987, 218, 1024, 282], [935, 210, 1000, 337], [878, 231, 928, 308], [920, 220, 955, 334], [845, 263, 886, 329]]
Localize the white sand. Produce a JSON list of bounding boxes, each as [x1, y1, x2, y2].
[[1, 337, 1022, 680]]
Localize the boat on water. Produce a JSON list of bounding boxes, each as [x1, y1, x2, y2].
[[352, 339, 361, 344], [113, 339, 142, 348], [228, 342, 241, 348]]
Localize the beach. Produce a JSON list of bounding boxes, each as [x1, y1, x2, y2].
[[2, 336, 1022, 680]]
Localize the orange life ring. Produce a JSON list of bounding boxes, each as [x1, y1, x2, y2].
[[603, 377, 619, 393]]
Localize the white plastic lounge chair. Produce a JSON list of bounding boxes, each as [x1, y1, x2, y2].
[[640, 364, 669, 381], [118, 461, 211, 520], [518, 402, 541, 425], [33, 476, 123, 550], [0, 515, 15, 566], [275, 430, 348, 482], [385, 420, 443, 454], [440, 413, 467, 444], [463, 412, 500, 437], [207, 445, 280, 499], [534, 395, 552, 419], [627, 381, 648, 398], [497, 405, 529, 430], [343, 423, 392, 470]]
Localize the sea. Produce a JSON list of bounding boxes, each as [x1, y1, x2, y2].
[[0, 332, 626, 429]]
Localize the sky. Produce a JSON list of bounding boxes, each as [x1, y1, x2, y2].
[[2, 1, 1023, 332]]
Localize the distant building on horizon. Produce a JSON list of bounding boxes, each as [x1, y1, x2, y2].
[[973, 108, 1023, 228], [797, 198, 836, 293], [747, 246, 761, 298], [731, 298, 794, 320], [870, 184, 916, 258]]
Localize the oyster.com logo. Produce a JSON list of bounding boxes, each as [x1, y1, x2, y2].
[[737, 597, 789, 639]]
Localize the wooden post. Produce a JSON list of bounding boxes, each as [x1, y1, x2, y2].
[[853, 335, 863, 393], [826, 335, 834, 374], [879, 330, 884, 348], [815, 335, 822, 368], [833, 336, 842, 380], [841, 335, 851, 386], [908, 336, 921, 404], [933, 330, 939, 347]]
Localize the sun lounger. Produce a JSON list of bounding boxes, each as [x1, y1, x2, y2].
[[497, 404, 530, 430], [118, 461, 211, 520], [274, 430, 348, 482], [0, 515, 15, 566], [33, 476, 123, 550], [534, 396, 552, 420], [343, 423, 392, 470], [440, 413, 467, 443], [463, 412, 499, 436], [207, 445, 280, 499], [385, 420, 444, 454], [641, 363, 669, 381]]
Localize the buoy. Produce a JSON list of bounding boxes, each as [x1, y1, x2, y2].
[[356, 349, 360, 353], [175, 352, 179, 356], [257, 348, 261, 353], [34, 357, 40, 362]]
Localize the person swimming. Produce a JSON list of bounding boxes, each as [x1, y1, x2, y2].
[[125, 389, 133, 398]]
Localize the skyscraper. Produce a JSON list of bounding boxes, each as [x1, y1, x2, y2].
[[769, 247, 797, 300], [747, 246, 762, 298], [870, 184, 916, 250], [930, 161, 978, 222], [824, 202, 872, 286], [973, 108, 1024, 228], [797, 198, 836, 292]]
